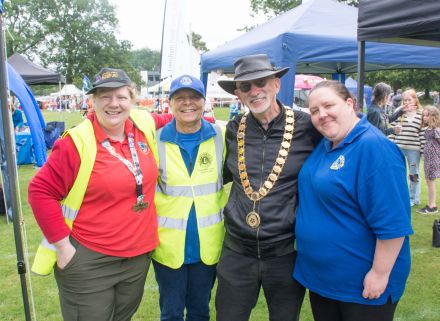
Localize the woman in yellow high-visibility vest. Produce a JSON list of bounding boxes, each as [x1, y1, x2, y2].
[[152, 75, 227, 321], [28, 68, 172, 321]]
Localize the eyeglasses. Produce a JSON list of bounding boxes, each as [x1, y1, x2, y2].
[[237, 77, 275, 93]]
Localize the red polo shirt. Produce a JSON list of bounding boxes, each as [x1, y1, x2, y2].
[[29, 113, 171, 257]]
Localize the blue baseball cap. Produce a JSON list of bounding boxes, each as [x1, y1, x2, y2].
[[169, 75, 205, 100]]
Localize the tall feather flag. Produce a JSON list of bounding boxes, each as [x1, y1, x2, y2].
[[82, 75, 92, 110], [82, 75, 92, 92], [0, 1, 4, 14]]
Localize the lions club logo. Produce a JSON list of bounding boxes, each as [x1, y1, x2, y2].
[[180, 76, 192, 85], [198, 152, 213, 170], [330, 155, 345, 170]]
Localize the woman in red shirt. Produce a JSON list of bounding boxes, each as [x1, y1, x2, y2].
[[28, 68, 170, 321]]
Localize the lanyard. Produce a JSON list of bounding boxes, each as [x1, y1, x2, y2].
[[101, 133, 148, 212]]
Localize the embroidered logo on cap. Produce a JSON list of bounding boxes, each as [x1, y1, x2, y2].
[[330, 155, 345, 170], [180, 76, 193, 85], [101, 71, 119, 80]]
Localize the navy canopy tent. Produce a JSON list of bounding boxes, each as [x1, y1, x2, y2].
[[358, 0, 440, 47], [8, 53, 65, 85], [356, 0, 440, 107], [201, 0, 440, 106]]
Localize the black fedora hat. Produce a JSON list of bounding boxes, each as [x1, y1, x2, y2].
[[218, 54, 289, 95]]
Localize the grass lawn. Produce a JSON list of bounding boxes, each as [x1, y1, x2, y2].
[[1, 107, 439, 320]]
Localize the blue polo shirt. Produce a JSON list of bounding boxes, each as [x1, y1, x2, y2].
[[294, 115, 413, 305]]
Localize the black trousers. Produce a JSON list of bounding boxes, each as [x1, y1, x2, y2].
[[309, 291, 398, 321], [215, 247, 305, 321]]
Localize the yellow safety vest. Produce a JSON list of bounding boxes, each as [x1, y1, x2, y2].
[[153, 124, 227, 269], [31, 110, 158, 275]]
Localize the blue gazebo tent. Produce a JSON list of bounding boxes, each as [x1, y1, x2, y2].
[[7, 63, 47, 167], [345, 77, 372, 106], [201, 0, 440, 106]]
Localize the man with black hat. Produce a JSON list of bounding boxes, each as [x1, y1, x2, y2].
[[216, 54, 322, 321]]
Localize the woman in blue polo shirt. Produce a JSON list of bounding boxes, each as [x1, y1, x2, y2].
[[294, 81, 413, 321]]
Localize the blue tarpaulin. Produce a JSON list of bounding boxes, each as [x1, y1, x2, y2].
[[7, 63, 47, 167], [345, 77, 372, 106], [201, 0, 440, 106]]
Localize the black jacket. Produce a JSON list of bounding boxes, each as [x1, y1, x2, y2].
[[223, 104, 322, 258], [367, 103, 404, 135]]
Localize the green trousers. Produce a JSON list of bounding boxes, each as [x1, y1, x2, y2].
[[54, 239, 151, 321]]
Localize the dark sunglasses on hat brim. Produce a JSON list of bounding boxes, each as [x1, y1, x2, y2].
[[236, 77, 275, 93]]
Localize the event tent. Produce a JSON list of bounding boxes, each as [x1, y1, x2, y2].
[[7, 53, 65, 85], [200, 0, 440, 106], [206, 74, 236, 100], [356, 0, 440, 107], [358, 0, 440, 47], [294, 75, 324, 90], [7, 63, 47, 167], [51, 84, 82, 96], [345, 76, 372, 106], [148, 78, 172, 94]]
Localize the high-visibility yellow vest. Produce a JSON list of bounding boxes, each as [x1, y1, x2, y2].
[[31, 110, 158, 275], [153, 124, 227, 269]]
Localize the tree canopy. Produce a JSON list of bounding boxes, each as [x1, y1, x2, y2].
[[250, 0, 358, 16], [191, 32, 208, 52], [4, 0, 156, 88]]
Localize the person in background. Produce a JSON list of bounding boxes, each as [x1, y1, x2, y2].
[[163, 95, 170, 114], [203, 97, 214, 117], [295, 80, 413, 321], [367, 82, 403, 135], [154, 97, 162, 114], [11, 103, 24, 131], [389, 88, 425, 207], [228, 98, 240, 120], [69, 95, 77, 112], [152, 74, 227, 321], [417, 105, 440, 215], [28, 68, 172, 321], [387, 88, 403, 115], [216, 54, 321, 321], [432, 91, 439, 108]]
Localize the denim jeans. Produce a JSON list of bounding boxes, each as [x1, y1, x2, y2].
[[401, 148, 421, 205], [153, 260, 216, 321]]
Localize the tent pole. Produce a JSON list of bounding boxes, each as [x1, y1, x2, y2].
[[0, 14, 32, 321], [357, 41, 366, 113]]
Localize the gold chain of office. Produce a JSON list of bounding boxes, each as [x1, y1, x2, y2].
[[237, 109, 295, 203]]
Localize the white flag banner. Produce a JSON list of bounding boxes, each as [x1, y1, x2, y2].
[[160, 0, 200, 80]]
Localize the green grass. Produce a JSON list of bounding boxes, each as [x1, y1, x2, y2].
[[213, 107, 230, 122], [1, 108, 439, 320]]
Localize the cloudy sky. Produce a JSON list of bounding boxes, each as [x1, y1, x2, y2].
[[112, 0, 267, 51]]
